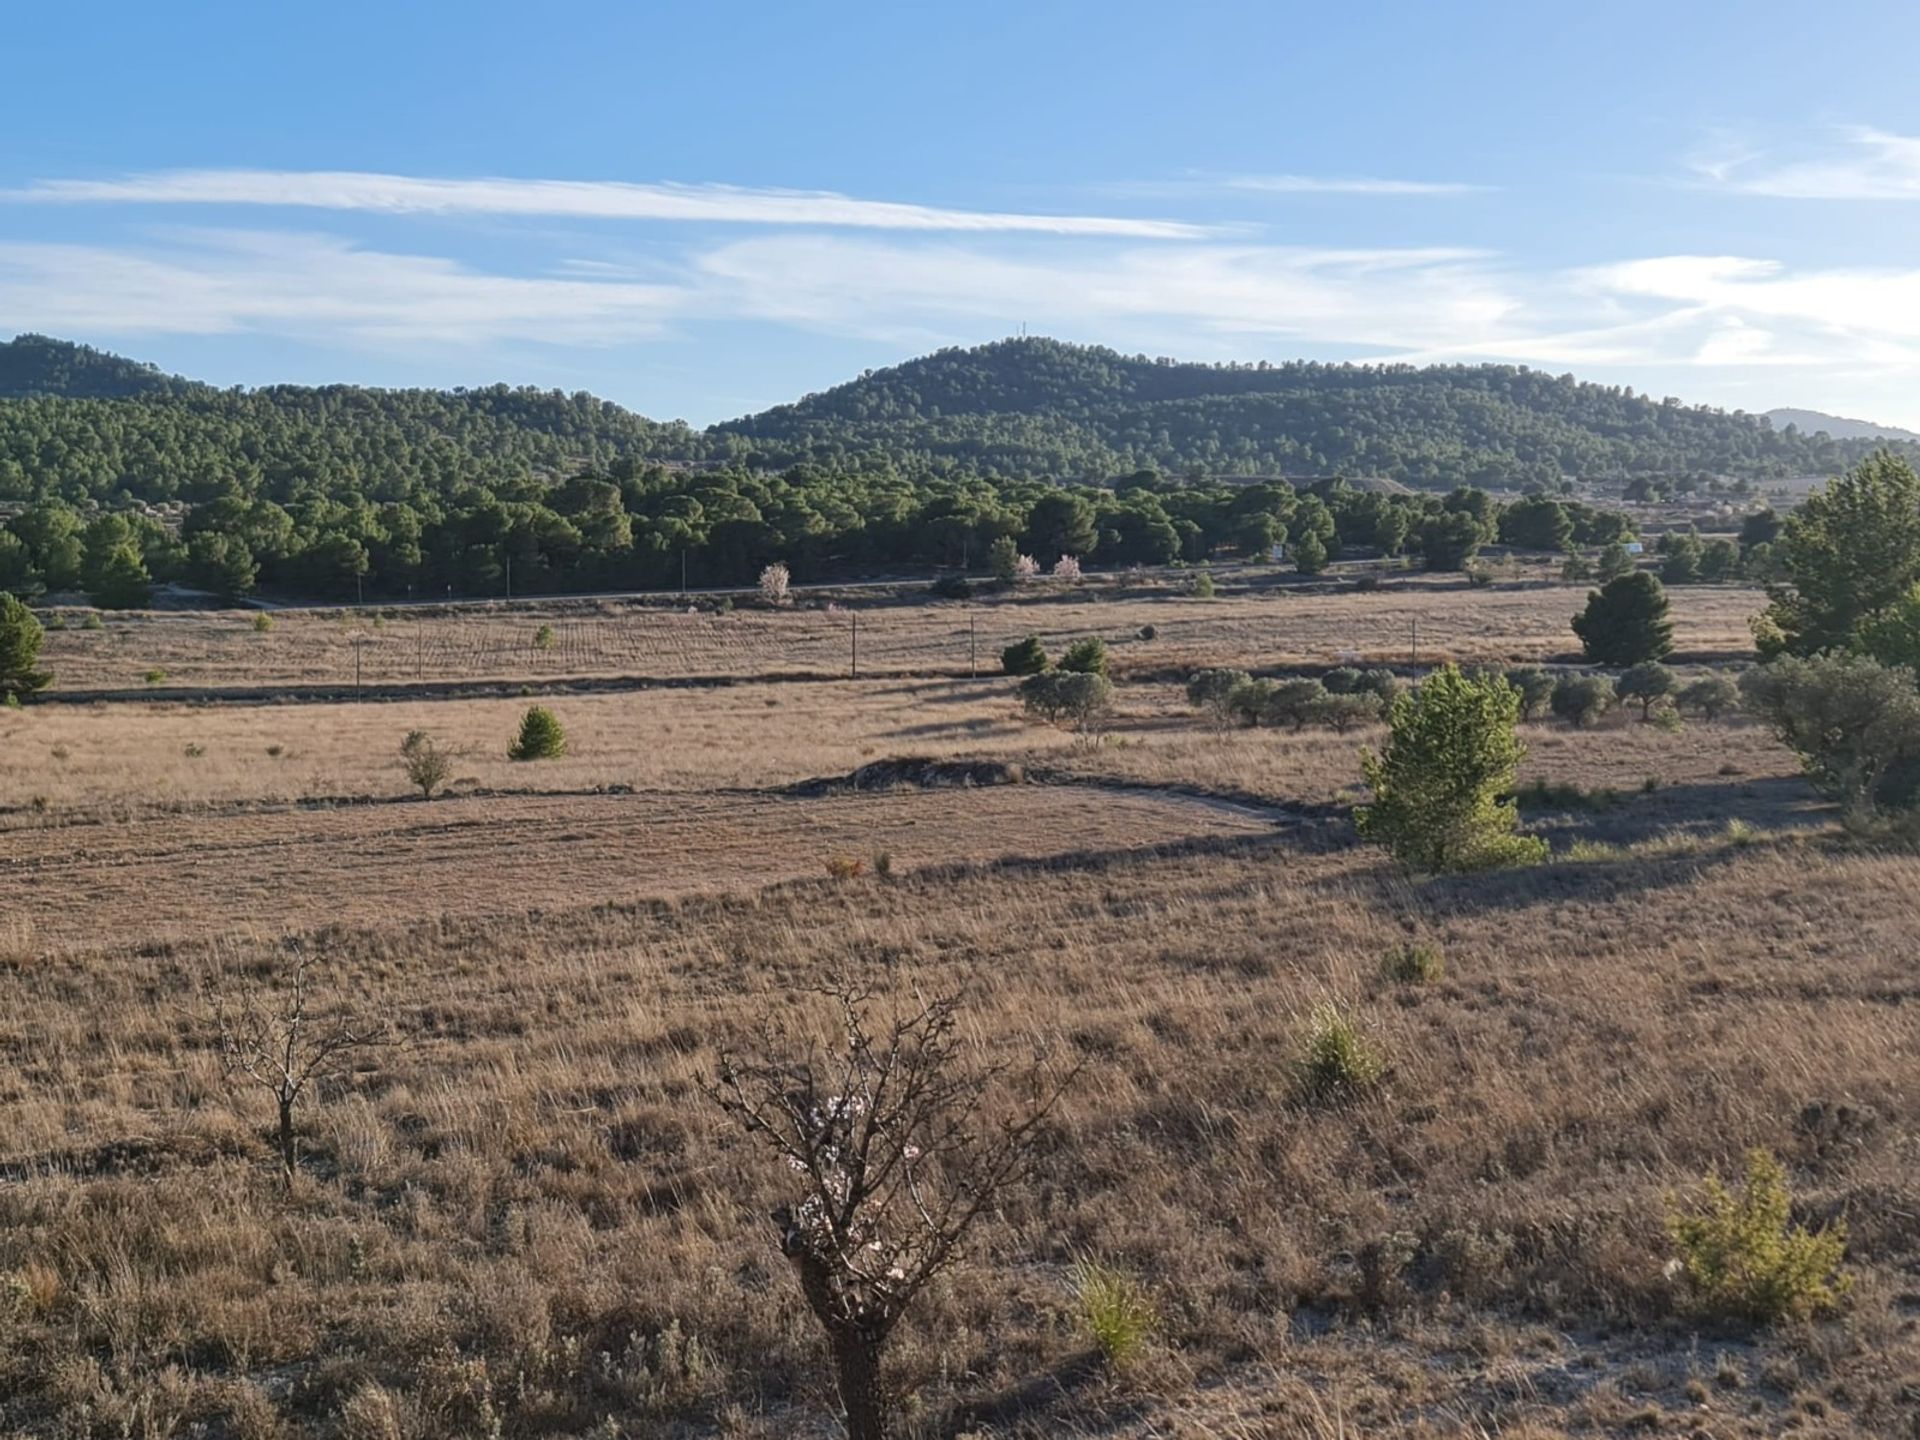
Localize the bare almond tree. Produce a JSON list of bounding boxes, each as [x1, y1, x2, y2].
[[211, 950, 393, 1188], [712, 988, 1070, 1440]]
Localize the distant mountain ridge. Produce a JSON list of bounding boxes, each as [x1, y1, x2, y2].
[[1763, 407, 1920, 445], [1, 333, 1912, 502]]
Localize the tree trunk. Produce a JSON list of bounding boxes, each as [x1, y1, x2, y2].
[[277, 1097, 296, 1186], [829, 1331, 891, 1440]]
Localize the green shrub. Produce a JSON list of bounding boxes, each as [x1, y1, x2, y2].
[[1186, 668, 1251, 725], [1506, 666, 1558, 720], [1739, 654, 1920, 817], [1310, 690, 1382, 733], [1058, 637, 1110, 676], [508, 706, 567, 761], [533, 623, 555, 650], [1678, 674, 1740, 722], [1380, 943, 1444, 985], [1259, 678, 1325, 731], [1667, 1150, 1851, 1323], [1072, 1257, 1157, 1369], [1019, 671, 1114, 730], [1550, 674, 1617, 727], [252, 612, 273, 633], [1225, 677, 1277, 727], [928, 574, 973, 599], [1000, 635, 1049, 676], [1294, 1002, 1385, 1102], [1617, 661, 1677, 720], [143, 667, 166, 687], [82, 611, 104, 631], [1190, 569, 1216, 599], [1357, 664, 1547, 873], [1323, 666, 1364, 695], [0, 593, 52, 702]]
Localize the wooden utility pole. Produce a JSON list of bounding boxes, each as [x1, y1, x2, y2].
[[850, 611, 859, 679], [969, 613, 977, 677], [1410, 617, 1419, 670]]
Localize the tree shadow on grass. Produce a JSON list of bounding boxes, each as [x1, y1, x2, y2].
[[1518, 774, 1829, 851]]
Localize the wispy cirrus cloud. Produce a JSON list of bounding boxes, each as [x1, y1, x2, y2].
[[1215, 173, 1489, 196], [1688, 125, 1920, 199], [6, 168, 1211, 238]]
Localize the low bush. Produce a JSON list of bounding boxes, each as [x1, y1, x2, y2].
[[1020, 671, 1114, 730], [533, 624, 555, 650], [1310, 690, 1382, 733], [1058, 637, 1110, 676], [1294, 1002, 1385, 1102], [1551, 674, 1617, 727], [1678, 674, 1741, 721], [1506, 666, 1558, 720], [1071, 1257, 1157, 1369], [401, 729, 455, 799], [1185, 667, 1251, 725], [1380, 943, 1444, 985], [927, 574, 973, 599], [1190, 570, 1216, 599], [251, 612, 273, 633], [1667, 1150, 1851, 1323], [824, 855, 865, 881], [1000, 635, 1049, 676], [508, 706, 567, 761], [1261, 678, 1327, 731]]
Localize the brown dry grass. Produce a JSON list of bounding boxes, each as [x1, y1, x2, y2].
[[34, 577, 1763, 692], [2, 585, 1912, 1439]]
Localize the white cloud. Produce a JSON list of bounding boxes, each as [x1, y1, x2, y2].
[[12, 222, 1920, 427], [0, 230, 686, 344], [1217, 173, 1488, 196], [9, 168, 1211, 239], [690, 235, 1518, 351], [1690, 125, 1920, 199]]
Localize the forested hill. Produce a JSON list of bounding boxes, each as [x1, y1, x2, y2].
[[0, 334, 191, 401], [2, 334, 1911, 512], [718, 337, 1899, 485], [0, 337, 715, 505]]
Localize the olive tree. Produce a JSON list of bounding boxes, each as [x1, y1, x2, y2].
[[1740, 655, 1920, 819]]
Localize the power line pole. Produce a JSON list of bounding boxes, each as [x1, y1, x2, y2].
[[850, 610, 859, 680], [969, 613, 977, 677], [681, 548, 688, 597], [1410, 617, 1419, 671], [505, 554, 512, 602]]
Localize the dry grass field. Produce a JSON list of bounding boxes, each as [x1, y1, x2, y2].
[[3, 579, 1916, 1440], [32, 575, 1765, 694]]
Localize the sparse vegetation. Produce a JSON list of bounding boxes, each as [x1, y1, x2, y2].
[[1667, 1150, 1852, 1323], [1071, 1256, 1158, 1369], [1380, 942, 1444, 984], [1293, 1001, 1385, 1101], [401, 728, 455, 799]]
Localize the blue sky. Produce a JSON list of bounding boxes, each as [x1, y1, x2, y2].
[[9, 0, 1920, 425]]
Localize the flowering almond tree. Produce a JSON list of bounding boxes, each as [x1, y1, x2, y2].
[[712, 988, 1069, 1440], [1052, 554, 1083, 582]]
